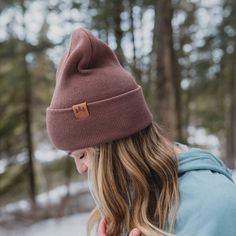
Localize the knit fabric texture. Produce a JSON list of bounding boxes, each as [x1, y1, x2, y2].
[[46, 27, 153, 151]]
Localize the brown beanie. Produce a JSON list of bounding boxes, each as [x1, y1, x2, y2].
[[46, 27, 153, 152]]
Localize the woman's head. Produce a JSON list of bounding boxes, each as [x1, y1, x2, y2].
[[46, 27, 179, 235], [84, 121, 179, 236]]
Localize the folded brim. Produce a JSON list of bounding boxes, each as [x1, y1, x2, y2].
[[46, 85, 153, 151]]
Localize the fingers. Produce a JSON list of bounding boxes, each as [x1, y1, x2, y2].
[[97, 217, 141, 236], [97, 216, 108, 236], [129, 228, 141, 236]]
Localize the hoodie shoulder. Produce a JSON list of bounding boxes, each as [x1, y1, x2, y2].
[[176, 146, 234, 182], [174, 170, 236, 236], [174, 146, 236, 235], [175, 169, 236, 236]]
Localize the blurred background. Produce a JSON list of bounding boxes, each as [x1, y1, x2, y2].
[[0, 0, 236, 235]]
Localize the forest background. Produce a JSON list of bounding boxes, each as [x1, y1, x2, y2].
[[0, 0, 235, 235]]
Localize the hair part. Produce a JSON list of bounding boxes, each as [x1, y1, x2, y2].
[[87, 121, 179, 236]]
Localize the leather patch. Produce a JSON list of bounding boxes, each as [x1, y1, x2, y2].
[[72, 102, 89, 120]]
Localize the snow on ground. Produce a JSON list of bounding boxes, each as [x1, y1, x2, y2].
[[0, 212, 90, 236], [0, 180, 89, 214], [0, 180, 92, 236]]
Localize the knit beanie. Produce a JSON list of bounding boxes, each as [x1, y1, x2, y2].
[[46, 27, 153, 152]]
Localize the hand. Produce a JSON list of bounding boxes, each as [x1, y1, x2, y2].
[[97, 216, 141, 236]]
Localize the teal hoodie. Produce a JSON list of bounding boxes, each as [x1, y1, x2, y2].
[[166, 144, 236, 236]]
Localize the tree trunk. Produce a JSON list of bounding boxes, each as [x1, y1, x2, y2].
[[174, 54, 183, 142], [21, 0, 37, 208], [128, 0, 136, 67], [225, 43, 236, 169], [154, 0, 180, 140], [113, 0, 126, 65], [24, 42, 37, 208], [128, 0, 143, 86]]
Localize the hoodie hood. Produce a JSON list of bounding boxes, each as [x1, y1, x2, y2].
[[176, 145, 234, 183], [166, 144, 236, 235]]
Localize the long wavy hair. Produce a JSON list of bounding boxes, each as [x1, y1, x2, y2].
[[87, 121, 179, 236]]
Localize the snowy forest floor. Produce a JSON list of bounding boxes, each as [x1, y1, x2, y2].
[[0, 212, 89, 236], [1, 171, 236, 236]]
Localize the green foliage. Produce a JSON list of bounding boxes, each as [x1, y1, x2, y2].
[[0, 156, 84, 204]]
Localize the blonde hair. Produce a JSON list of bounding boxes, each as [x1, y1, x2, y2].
[[87, 121, 179, 236]]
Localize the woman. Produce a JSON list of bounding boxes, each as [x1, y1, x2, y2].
[[46, 27, 236, 236]]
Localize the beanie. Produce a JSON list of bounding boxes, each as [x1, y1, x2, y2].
[[46, 27, 153, 152]]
